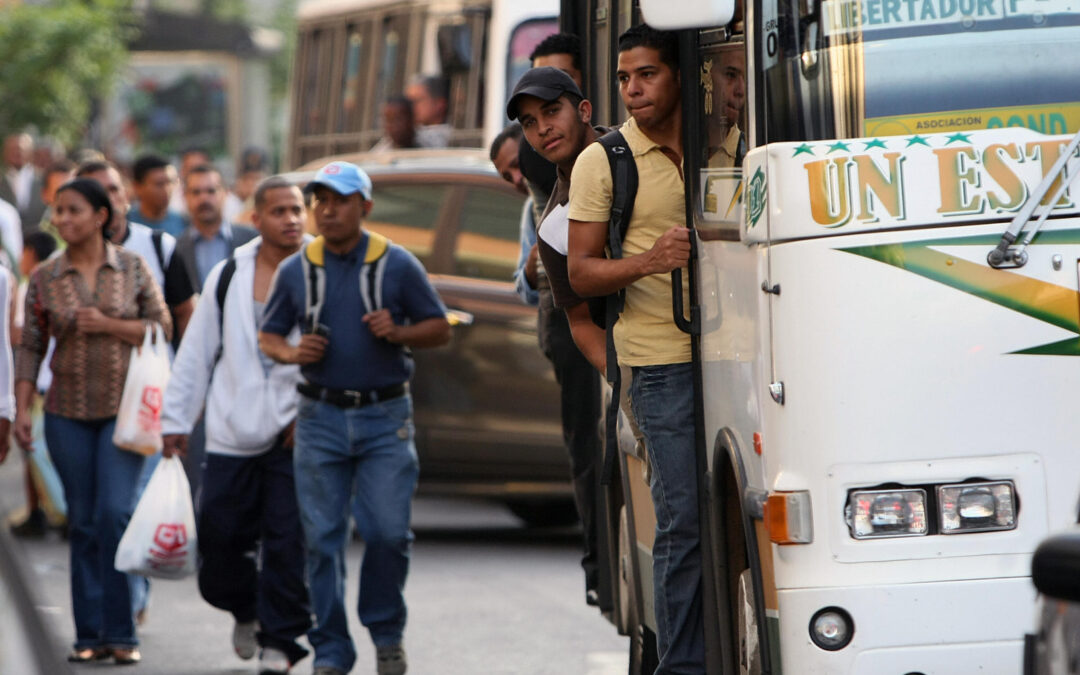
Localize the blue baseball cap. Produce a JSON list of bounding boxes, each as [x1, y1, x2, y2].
[[305, 161, 373, 200]]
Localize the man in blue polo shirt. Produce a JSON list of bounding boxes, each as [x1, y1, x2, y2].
[[258, 160, 450, 675]]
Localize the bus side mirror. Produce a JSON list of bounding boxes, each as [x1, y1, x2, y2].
[[1032, 530, 1080, 603], [639, 0, 736, 29]]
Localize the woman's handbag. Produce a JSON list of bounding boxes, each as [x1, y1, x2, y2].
[[114, 456, 197, 579], [112, 323, 170, 455]]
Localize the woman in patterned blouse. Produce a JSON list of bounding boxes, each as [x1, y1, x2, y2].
[[13, 178, 172, 666]]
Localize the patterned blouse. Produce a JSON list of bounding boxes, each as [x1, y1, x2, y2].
[[15, 243, 172, 420]]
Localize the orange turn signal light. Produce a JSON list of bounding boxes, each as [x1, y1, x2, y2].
[[763, 491, 813, 545]]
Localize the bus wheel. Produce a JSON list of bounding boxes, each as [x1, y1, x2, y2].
[[737, 568, 762, 675]]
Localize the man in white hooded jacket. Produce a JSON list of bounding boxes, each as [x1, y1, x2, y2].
[[161, 177, 311, 675]]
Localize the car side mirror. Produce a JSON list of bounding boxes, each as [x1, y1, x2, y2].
[[639, 0, 736, 29], [1032, 530, 1080, 602]]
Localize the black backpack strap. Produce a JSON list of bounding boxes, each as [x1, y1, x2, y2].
[[596, 130, 639, 486], [151, 229, 166, 272], [213, 256, 237, 364]]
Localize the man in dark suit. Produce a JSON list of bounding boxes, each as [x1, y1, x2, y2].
[[1, 133, 45, 237], [173, 164, 258, 293]]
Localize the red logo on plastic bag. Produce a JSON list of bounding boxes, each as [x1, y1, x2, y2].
[[138, 386, 162, 432], [147, 523, 188, 570]]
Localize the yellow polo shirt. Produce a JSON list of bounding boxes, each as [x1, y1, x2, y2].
[[568, 117, 691, 367]]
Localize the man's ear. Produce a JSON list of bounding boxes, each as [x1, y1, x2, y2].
[[579, 99, 593, 124], [361, 199, 373, 218]]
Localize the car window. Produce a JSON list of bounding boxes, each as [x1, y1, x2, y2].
[[453, 185, 524, 281], [368, 182, 448, 266]]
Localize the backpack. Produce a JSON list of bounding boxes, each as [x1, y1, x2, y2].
[[594, 130, 639, 485], [300, 232, 391, 329]]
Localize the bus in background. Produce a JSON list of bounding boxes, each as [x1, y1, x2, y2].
[[287, 0, 558, 167], [571, 0, 1080, 672]]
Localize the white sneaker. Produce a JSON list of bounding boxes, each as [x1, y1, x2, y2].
[[232, 620, 258, 660], [257, 646, 291, 674]]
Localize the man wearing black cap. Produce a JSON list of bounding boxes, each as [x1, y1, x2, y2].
[[506, 66, 607, 606], [259, 161, 451, 675]]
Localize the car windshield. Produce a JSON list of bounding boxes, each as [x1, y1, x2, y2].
[[758, 0, 1080, 141]]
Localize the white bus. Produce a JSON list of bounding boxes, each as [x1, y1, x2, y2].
[[571, 0, 1080, 672], [288, 0, 558, 167]]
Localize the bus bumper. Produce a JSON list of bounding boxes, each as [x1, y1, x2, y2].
[[775, 576, 1035, 674]]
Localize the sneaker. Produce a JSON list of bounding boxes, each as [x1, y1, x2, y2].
[[376, 644, 407, 675], [257, 646, 291, 674], [10, 508, 46, 538], [232, 620, 258, 660]]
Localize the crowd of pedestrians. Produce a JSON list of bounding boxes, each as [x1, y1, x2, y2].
[[0, 20, 712, 675]]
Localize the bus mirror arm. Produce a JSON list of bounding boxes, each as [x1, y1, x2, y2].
[[988, 127, 1080, 269]]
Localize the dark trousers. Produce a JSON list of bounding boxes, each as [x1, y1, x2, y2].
[[196, 438, 312, 665], [539, 293, 602, 591]]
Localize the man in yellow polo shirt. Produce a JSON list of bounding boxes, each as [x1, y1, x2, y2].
[[566, 24, 704, 674]]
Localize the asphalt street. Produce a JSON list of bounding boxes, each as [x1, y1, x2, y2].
[[0, 451, 630, 675]]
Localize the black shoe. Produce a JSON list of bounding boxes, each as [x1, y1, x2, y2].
[[10, 509, 46, 538]]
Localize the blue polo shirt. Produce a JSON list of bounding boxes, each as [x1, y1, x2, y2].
[[260, 233, 447, 391]]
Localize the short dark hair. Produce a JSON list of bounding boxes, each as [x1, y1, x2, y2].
[[414, 75, 449, 101], [489, 123, 523, 162], [529, 33, 583, 73], [384, 95, 415, 118], [253, 176, 299, 210], [617, 24, 679, 72], [132, 154, 172, 184], [24, 231, 57, 264], [184, 164, 221, 189], [180, 146, 210, 161], [74, 159, 118, 179]]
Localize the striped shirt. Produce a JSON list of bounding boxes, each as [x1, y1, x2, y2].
[[15, 242, 172, 420]]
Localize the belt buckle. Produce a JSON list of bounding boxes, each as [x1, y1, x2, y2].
[[346, 390, 365, 407]]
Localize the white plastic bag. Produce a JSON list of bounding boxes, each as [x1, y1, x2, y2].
[[115, 456, 197, 579], [113, 323, 170, 455]]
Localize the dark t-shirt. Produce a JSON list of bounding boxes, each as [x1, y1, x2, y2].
[[260, 233, 447, 390]]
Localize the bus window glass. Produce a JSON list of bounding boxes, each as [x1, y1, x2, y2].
[[758, 0, 1080, 143], [454, 187, 524, 281], [590, 0, 612, 125], [301, 29, 327, 135], [506, 18, 560, 116], [338, 26, 368, 133], [698, 40, 746, 232], [367, 183, 447, 267]]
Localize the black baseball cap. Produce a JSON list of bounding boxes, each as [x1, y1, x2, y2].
[[506, 66, 585, 120]]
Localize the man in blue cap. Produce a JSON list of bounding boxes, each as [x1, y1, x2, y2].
[[259, 160, 451, 675]]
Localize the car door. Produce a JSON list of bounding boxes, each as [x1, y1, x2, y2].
[[412, 175, 565, 485]]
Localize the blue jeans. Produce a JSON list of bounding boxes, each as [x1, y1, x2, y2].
[[628, 363, 705, 674], [45, 414, 145, 649], [129, 451, 161, 620], [294, 393, 419, 672]]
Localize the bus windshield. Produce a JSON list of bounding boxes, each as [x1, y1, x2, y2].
[[759, 0, 1080, 142]]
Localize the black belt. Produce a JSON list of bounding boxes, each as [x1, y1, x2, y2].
[[297, 382, 407, 408]]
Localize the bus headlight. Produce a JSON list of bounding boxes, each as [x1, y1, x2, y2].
[[846, 488, 928, 539], [938, 481, 1016, 534], [809, 606, 854, 651]]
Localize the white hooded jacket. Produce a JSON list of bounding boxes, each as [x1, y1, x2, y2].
[[162, 237, 303, 456]]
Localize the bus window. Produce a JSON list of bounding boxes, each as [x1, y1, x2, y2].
[[300, 29, 330, 136], [506, 18, 561, 111], [453, 186, 523, 281], [338, 24, 372, 134], [588, 0, 613, 125], [697, 39, 746, 233]]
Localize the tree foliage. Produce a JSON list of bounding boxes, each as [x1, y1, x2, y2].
[[0, 0, 135, 146]]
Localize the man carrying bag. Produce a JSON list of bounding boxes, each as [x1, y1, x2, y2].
[[161, 177, 312, 675]]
